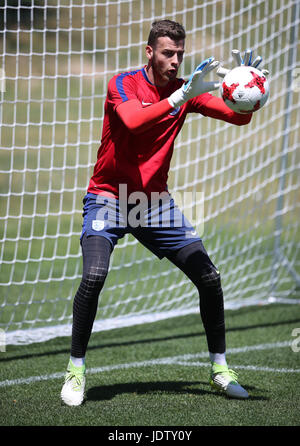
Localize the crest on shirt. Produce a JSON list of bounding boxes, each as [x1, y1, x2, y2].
[[169, 106, 180, 116], [92, 220, 105, 231]]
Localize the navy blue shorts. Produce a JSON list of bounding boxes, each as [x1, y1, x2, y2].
[[80, 193, 202, 259]]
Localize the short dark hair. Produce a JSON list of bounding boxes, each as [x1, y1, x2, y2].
[[147, 20, 186, 47]]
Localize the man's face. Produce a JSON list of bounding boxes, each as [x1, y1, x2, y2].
[[146, 36, 185, 86]]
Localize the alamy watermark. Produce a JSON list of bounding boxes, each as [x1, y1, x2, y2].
[[93, 184, 205, 237], [291, 328, 300, 353], [0, 68, 5, 93], [0, 329, 6, 352], [291, 66, 300, 93]]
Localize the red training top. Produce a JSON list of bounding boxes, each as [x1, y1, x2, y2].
[[87, 66, 251, 198]]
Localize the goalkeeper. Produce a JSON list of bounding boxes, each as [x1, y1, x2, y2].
[[61, 19, 267, 406]]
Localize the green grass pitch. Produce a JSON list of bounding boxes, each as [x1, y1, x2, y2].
[[1, 302, 299, 427]]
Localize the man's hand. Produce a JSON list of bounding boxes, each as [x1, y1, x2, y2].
[[168, 57, 220, 108], [217, 49, 269, 78]]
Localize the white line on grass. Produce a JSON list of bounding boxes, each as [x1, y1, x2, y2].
[[1, 340, 299, 388], [174, 362, 300, 374]]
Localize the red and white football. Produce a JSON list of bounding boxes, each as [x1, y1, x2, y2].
[[220, 65, 269, 114]]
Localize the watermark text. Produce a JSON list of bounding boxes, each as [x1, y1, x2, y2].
[[291, 328, 300, 352]]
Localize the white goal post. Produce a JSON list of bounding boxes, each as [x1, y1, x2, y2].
[[1, 0, 299, 346]]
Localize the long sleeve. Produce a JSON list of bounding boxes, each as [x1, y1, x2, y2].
[[200, 94, 252, 126]]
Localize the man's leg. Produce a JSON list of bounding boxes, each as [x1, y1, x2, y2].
[[71, 233, 112, 360], [61, 233, 112, 406], [166, 241, 249, 399], [166, 240, 225, 357]]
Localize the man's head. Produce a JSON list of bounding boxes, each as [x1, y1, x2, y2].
[[146, 20, 186, 86]]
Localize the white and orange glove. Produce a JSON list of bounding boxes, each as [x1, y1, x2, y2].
[[216, 49, 269, 78]]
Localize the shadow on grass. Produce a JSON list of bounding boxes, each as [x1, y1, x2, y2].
[[86, 380, 268, 402]]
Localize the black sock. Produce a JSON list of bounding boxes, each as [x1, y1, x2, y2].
[[71, 233, 112, 358], [166, 241, 226, 353]]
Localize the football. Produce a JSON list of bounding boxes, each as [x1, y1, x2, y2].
[[220, 65, 269, 114]]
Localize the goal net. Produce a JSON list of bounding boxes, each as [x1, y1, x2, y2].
[[1, 0, 299, 345]]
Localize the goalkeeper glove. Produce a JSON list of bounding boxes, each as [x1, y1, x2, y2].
[[168, 57, 220, 108], [216, 49, 269, 78]]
